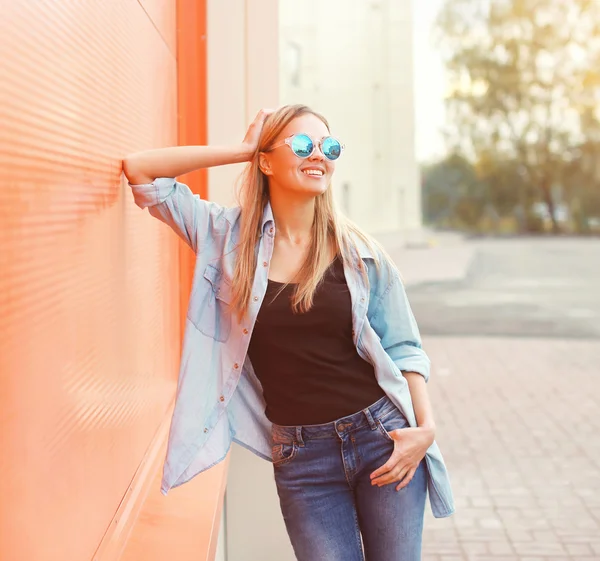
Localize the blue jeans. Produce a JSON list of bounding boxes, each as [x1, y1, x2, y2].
[[271, 395, 427, 561]]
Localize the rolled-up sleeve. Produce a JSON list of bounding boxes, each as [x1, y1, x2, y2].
[[369, 270, 431, 382], [128, 177, 226, 254]]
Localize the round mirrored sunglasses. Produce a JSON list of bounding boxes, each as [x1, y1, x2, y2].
[[270, 133, 344, 161]]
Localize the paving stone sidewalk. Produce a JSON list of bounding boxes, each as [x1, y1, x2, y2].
[[422, 336, 600, 561], [376, 230, 475, 288]]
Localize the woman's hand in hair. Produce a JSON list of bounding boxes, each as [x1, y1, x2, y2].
[[241, 108, 275, 157]]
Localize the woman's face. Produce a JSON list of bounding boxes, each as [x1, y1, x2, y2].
[[260, 114, 336, 198]]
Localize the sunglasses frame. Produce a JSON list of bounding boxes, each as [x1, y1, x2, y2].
[[269, 133, 345, 161]]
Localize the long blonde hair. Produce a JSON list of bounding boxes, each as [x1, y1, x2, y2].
[[231, 104, 394, 319]]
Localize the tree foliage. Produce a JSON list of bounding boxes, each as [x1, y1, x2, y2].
[[422, 152, 541, 232], [435, 0, 600, 232]]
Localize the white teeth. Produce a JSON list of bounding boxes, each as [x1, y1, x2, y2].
[[302, 169, 323, 176]]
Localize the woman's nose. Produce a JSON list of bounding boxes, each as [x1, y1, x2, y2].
[[309, 145, 325, 160]]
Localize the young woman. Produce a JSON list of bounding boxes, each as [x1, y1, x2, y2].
[[123, 104, 454, 561]]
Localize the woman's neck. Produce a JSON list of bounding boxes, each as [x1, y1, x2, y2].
[[268, 190, 315, 244]]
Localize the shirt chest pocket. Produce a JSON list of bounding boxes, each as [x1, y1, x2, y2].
[[187, 264, 233, 343]]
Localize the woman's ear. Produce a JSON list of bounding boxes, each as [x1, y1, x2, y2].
[[258, 153, 273, 176]]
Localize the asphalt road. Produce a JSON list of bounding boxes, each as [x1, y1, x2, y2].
[[407, 237, 600, 340]]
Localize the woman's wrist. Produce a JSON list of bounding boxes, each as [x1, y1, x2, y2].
[[418, 423, 436, 438], [237, 143, 255, 162]]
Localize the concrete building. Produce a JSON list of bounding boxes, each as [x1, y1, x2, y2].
[[278, 0, 422, 237]]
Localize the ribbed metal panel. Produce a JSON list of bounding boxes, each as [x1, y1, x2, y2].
[[0, 2, 180, 560]]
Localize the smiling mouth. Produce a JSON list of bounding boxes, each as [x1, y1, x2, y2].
[[302, 169, 324, 177]]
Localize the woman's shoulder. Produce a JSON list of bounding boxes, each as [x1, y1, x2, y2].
[[346, 231, 401, 288]]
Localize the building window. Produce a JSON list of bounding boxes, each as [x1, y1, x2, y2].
[[342, 182, 351, 214], [285, 41, 302, 87]]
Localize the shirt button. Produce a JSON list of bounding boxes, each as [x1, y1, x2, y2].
[[220, 396, 225, 402], [360, 297, 365, 302], [234, 363, 239, 369], [269, 227, 274, 234], [243, 328, 249, 335], [263, 261, 268, 267], [253, 296, 259, 302], [204, 428, 209, 434]]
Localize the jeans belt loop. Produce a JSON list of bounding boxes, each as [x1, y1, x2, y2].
[[295, 426, 305, 447], [363, 407, 378, 431]]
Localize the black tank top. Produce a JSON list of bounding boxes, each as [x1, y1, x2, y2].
[[247, 255, 385, 425]]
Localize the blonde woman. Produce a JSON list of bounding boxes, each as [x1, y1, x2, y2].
[[123, 105, 454, 560]]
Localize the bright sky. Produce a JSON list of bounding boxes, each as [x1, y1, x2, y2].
[[412, 0, 448, 163]]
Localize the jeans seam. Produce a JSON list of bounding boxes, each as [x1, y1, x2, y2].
[[352, 507, 365, 561], [340, 440, 355, 489], [376, 419, 394, 442], [377, 406, 399, 423]]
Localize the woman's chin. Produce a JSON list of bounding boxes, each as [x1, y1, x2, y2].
[[273, 178, 329, 199], [296, 178, 329, 196]]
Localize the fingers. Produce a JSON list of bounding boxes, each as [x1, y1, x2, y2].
[[247, 108, 275, 135], [395, 466, 417, 491], [255, 108, 275, 123], [243, 108, 277, 151], [370, 456, 398, 481], [371, 463, 411, 488]]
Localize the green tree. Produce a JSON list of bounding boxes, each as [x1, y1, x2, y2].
[[436, 0, 600, 233], [563, 107, 600, 231], [474, 151, 541, 231], [422, 152, 487, 229], [423, 150, 540, 233]]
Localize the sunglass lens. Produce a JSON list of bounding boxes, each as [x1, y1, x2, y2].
[[322, 137, 342, 160], [291, 134, 314, 158]]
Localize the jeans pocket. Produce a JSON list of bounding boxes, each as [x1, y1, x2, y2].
[[377, 407, 409, 441], [271, 442, 298, 467]]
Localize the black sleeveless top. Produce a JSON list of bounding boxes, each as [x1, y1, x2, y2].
[[247, 256, 385, 425]]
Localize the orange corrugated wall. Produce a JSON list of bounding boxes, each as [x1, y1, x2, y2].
[[0, 1, 212, 560]]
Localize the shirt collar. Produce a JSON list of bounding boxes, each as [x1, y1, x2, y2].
[[351, 233, 376, 261], [260, 201, 275, 237]]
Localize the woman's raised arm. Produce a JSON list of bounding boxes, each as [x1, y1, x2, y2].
[[123, 144, 251, 185]]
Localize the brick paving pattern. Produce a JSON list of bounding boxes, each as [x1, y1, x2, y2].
[[422, 336, 600, 560]]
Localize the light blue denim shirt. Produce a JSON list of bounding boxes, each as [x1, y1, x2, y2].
[[130, 177, 455, 518]]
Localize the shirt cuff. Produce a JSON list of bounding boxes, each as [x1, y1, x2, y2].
[[128, 177, 176, 209], [397, 357, 430, 383]]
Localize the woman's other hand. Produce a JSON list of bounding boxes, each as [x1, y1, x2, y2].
[[369, 426, 435, 491]]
